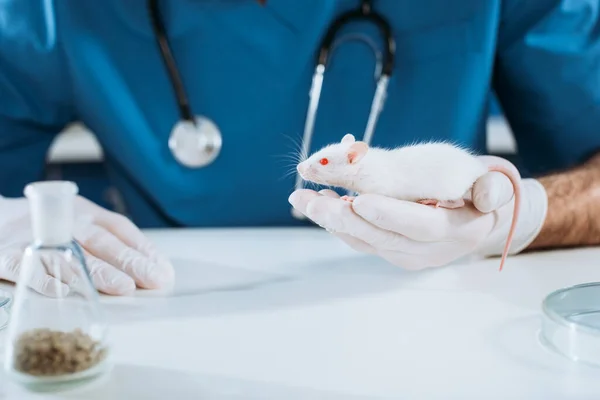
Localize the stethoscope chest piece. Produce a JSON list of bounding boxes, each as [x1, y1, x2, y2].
[[168, 116, 223, 168]]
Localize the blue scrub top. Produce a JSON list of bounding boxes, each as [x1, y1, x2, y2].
[[1, 0, 600, 228]]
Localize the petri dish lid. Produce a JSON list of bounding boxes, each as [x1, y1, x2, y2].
[[541, 282, 600, 367], [0, 289, 11, 331], [0, 290, 11, 360]]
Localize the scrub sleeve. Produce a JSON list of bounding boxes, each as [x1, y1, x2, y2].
[[493, 0, 600, 176]]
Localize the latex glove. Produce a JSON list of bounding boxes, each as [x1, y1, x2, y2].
[[0, 195, 174, 297], [289, 156, 548, 270]]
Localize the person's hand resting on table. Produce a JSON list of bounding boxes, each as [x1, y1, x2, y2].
[[289, 156, 549, 270], [0, 195, 174, 297]]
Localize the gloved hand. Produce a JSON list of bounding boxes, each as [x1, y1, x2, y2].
[[0, 195, 174, 297], [289, 155, 548, 270]]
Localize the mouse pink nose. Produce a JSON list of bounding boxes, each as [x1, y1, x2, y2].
[[297, 163, 307, 175]]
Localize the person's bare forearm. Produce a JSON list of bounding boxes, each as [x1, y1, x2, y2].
[[527, 152, 600, 250]]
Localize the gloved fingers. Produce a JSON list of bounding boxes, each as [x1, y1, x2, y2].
[[0, 246, 25, 283], [74, 222, 171, 290], [350, 194, 452, 242], [40, 253, 79, 287], [333, 232, 378, 254], [82, 249, 136, 296], [288, 189, 323, 216], [332, 219, 464, 266], [351, 194, 497, 243], [91, 206, 173, 269], [473, 155, 519, 213], [0, 247, 69, 298], [76, 196, 173, 270], [318, 189, 341, 199], [40, 250, 134, 295], [471, 171, 515, 213], [289, 189, 486, 269], [292, 191, 446, 252], [305, 193, 404, 245], [292, 190, 377, 253], [335, 228, 469, 257], [28, 261, 70, 298]]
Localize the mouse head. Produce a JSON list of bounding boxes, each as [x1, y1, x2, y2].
[[296, 134, 369, 186]]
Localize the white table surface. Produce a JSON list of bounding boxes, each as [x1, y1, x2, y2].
[[1, 227, 599, 399]]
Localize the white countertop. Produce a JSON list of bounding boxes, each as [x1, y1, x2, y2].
[[46, 117, 517, 163], [1, 227, 599, 399]]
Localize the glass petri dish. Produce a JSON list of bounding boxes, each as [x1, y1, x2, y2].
[[541, 282, 600, 367], [0, 289, 11, 331]]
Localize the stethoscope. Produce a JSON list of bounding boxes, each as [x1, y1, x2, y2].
[[291, 0, 395, 218], [148, 0, 223, 168], [148, 0, 395, 215]]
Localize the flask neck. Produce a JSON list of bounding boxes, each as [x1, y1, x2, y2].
[[31, 233, 73, 248], [25, 181, 78, 246], [29, 202, 74, 246]]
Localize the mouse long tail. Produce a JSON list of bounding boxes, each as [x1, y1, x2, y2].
[[485, 164, 522, 271]]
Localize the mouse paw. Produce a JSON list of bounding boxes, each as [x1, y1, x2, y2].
[[438, 199, 465, 209], [340, 195, 356, 203], [417, 199, 441, 208], [417, 198, 465, 209]]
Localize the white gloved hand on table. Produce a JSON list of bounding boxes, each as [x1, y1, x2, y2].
[[289, 155, 548, 270], [0, 195, 174, 297]]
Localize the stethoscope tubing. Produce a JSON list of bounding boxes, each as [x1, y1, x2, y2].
[[146, 0, 396, 218], [317, 0, 395, 77], [293, 0, 395, 204], [147, 0, 195, 123]]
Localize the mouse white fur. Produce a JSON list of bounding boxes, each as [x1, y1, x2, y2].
[[296, 133, 522, 271]]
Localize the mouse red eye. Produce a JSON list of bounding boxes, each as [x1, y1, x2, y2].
[[319, 158, 329, 165]]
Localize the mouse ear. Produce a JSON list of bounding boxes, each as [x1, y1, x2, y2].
[[341, 133, 355, 145], [347, 141, 368, 164]]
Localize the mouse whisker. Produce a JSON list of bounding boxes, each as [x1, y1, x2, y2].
[[278, 167, 298, 181], [277, 157, 310, 182], [274, 148, 306, 171], [279, 133, 306, 160], [274, 158, 301, 169], [274, 154, 305, 169]]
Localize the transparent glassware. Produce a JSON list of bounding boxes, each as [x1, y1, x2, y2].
[[0, 290, 11, 331], [3, 181, 111, 391], [541, 282, 600, 367]]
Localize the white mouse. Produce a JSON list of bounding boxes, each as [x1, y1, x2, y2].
[[296, 133, 522, 271]]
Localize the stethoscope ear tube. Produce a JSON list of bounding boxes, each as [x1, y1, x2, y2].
[[291, 0, 395, 218], [317, 1, 395, 77], [147, 0, 195, 123]]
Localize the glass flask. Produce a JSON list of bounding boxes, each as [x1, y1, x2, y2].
[[3, 181, 111, 391]]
